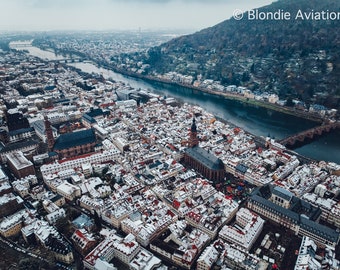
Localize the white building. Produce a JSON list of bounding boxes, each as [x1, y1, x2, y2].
[[196, 245, 219, 270], [219, 208, 264, 250], [130, 248, 162, 270], [112, 233, 140, 265], [46, 208, 66, 225], [40, 149, 120, 177], [294, 236, 321, 270], [56, 181, 81, 201]]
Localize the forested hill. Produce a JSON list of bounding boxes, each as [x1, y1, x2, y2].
[[113, 0, 340, 109]]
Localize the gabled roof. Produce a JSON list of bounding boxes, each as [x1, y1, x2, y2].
[[185, 146, 224, 171], [236, 163, 248, 174], [0, 139, 39, 153], [45, 235, 72, 255], [85, 108, 109, 118], [31, 120, 57, 134], [249, 185, 340, 244], [249, 194, 299, 222], [44, 85, 56, 91], [272, 186, 293, 201], [53, 129, 96, 150], [72, 214, 94, 229], [82, 114, 97, 124], [8, 127, 34, 136], [300, 216, 339, 243]]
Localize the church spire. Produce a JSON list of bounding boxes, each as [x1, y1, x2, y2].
[[44, 115, 55, 151], [191, 118, 197, 133], [188, 118, 199, 148]]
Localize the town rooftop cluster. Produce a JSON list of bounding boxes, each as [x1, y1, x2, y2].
[[0, 47, 339, 269]]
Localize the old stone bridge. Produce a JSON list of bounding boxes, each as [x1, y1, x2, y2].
[[279, 122, 340, 149]]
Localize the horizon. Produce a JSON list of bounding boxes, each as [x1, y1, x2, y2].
[[0, 0, 274, 32]]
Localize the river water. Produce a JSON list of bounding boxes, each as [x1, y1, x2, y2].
[[15, 45, 340, 164]]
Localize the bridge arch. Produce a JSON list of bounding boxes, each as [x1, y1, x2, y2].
[[279, 122, 340, 149]]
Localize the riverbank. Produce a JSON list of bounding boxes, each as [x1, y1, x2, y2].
[[98, 63, 326, 124], [19, 44, 339, 163]]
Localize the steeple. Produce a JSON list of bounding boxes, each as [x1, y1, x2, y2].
[[188, 118, 199, 148], [191, 118, 197, 133], [44, 115, 55, 151]]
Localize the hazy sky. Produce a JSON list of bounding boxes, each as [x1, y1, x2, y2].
[[0, 0, 274, 32]]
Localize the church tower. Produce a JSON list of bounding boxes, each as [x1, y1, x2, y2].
[[188, 118, 199, 148], [44, 116, 55, 151]]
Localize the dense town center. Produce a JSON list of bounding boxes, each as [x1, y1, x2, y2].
[[0, 44, 339, 270]]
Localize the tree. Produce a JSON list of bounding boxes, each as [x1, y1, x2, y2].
[[19, 258, 40, 270], [146, 47, 162, 66], [242, 71, 250, 82], [55, 216, 69, 234], [286, 96, 294, 107], [102, 166, 109, 176], [67, 207, 81, 220], [93, 210, 102, 230], [250, 63, 255, 73]]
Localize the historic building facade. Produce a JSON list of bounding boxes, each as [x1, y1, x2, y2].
[[247, 184, 340, 247], [53, 129, 97, 159], [182, 118, 225, 182]]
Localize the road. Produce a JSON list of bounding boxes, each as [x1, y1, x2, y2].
[[0, 234, 52, 266]]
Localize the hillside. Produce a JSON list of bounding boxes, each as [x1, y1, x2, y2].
[[112, 0, 340, 109]]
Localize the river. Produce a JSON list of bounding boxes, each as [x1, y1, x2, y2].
[[13, 44, 340, 164]]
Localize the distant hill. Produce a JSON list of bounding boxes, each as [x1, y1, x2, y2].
[[112, 0, 340, 109]]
